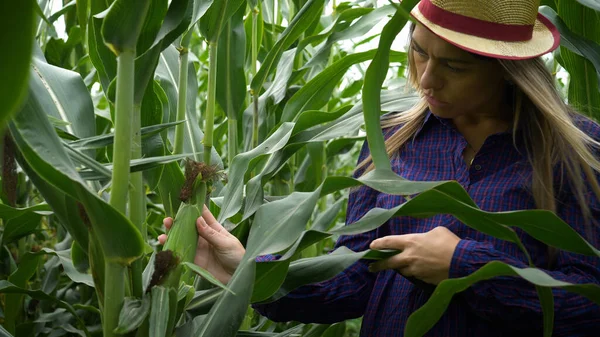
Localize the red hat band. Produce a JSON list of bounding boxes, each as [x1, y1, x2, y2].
[[418, 0, 535, 42]]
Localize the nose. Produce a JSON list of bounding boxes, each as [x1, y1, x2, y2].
[[419, 61, 443, 92]]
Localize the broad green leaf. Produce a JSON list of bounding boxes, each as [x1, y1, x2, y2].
[[537, 285, 554, 337], [89, 2, 116, 92], [189, 0, 214, 33], [217, 4, 247, 119], [0, 280, 89, 337], [68, 121, 183, 150], [554, 2, 600, 119], [152, 0, 193, 49], [404, 261, 600, 337], [136, 0, 168, 54], [185, 288, 223, 316], [114, 296, 151, 334], [199, 0, 246, 42], [217, 123, 295, 222], [15, 157, 89, 252], [0, 204, 48, 245], [10, 87, 143, 263], [5, 253, 43, 334], [540, 6, 600, 87], [576, 0, 600, 11], [246, 188, 321, 257], [0, 0, 35, 129], [362, 1, 417, 170], [35, 248, 94, 287], [310, 197, 345, 232], [282, 50, 406, 123], [77, 153, 197, 180], [28, 51, 96, 158], [251, 0, 326, 93], [150, 286, 177, 337], [194, 258, 256, 337], [141, 81, 170, 190], [101, 0, 151, 54], [0, 325, 16, 337], [256, 247, 398, 303], [306, 5, 397, 68], [76, 0, 88, 36], [71, 240, 89, 274], [182, 262, 235, 294], [292, 106, 352, 136]]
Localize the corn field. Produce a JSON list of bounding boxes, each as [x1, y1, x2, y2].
[[1, 0, 600, 336]]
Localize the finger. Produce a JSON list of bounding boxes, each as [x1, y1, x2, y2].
[[201, 205, 228, 234], [369, 253, 410, 273], [370, 234, 416, 251], [196, 216, 231, 249], [158, 234, 167, 245], [163, 217, 173, 230]]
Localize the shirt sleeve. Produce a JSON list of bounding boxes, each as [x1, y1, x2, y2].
[[251, 140, 380, 323], [448, 192, 600, 335]]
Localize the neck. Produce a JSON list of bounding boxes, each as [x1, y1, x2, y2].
[[452, 107, 512, 151]]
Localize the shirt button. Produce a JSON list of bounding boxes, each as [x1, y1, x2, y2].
[[474, 164, 482, 171]]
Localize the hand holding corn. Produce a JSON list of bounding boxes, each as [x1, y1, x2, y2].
[[158, 205, 245, 284]]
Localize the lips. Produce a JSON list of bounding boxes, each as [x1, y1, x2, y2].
[[425, 94, 449, 107]]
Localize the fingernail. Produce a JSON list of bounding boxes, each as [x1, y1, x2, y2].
[[198, 218, 206, 227]]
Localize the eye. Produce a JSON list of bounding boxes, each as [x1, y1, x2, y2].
[[411, 45, 428, 58], [445, 63, 465, 72]]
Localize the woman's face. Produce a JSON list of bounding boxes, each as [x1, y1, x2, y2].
[[411, 24, 509, 121]]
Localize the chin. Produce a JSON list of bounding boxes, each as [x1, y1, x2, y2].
[[428, 106, 455, 119]]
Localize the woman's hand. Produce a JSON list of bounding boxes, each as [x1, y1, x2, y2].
[[158, 205, 245, 284], [368, 226, 461, 285]]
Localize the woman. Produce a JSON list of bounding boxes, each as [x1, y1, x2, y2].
[[160, 0, 600, 335]]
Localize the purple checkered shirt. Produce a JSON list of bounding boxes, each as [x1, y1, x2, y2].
[[253, 110, 600, 336]]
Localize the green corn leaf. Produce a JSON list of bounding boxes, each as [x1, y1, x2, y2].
[[199, 0, 246, 42], [183, 262, 235, 294], [282, 49, 406, 123], [0, 280, 90, 337], [576, 0, 600, 11], [553, 2, 600, 119], [259, 247, 398, 303], [362, 1, 417, 171], [251, 0, 326, 94], [216, 4, 246, 119], [217, 123, 295, 222], [5, 253, 43, 334], [0, 0, 35, 129], [10, 85, 143, 263], [77, 153, 198, 180], [194, 258, 256, 337], [185, 288, 223, 316], [34, 248, 94, 287], [305, 5, 397, 69], [101, 0, 151, 55], [150, 286, 177, 337], [537, 286, 555, 337], [15, 157, 90, 252], [0, 204, 48, 245], [114, 296, 151, 334], [67, 121, 183, 150], [71, 240, 89, 274], [540, 6, 600, 87], [89, 1, 116, 93], [404, 261, 600, 337]]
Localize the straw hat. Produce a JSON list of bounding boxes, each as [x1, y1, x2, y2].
[[410, 0, 560, 60]]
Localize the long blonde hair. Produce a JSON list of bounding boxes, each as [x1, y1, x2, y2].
[[358, 23, 600, 253]]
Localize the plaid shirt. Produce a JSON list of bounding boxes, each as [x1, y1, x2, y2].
[[254, 110, 600, 336]]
